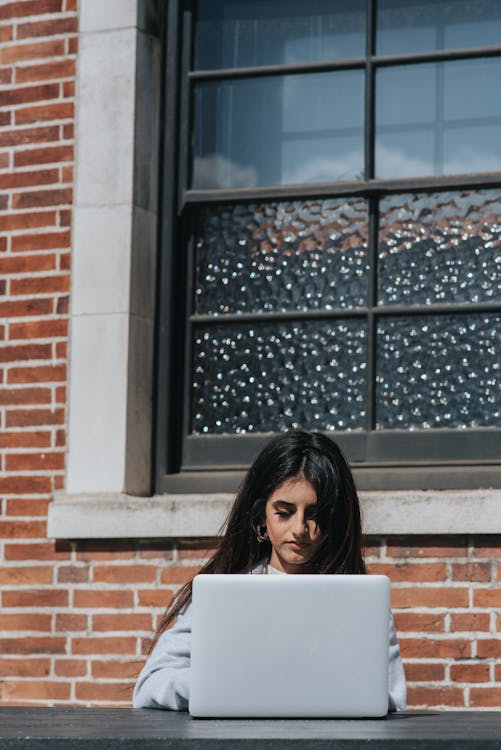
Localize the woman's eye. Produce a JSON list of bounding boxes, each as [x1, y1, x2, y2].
[[275, 511, 290, 518]]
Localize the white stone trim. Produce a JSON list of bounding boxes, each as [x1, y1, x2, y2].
[[48, 489, 501, 539]]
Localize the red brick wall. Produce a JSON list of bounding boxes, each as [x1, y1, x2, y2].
[[1, 0, 500, 710]]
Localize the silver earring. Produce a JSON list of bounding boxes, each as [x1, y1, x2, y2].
[[256, 525, 269, 543]]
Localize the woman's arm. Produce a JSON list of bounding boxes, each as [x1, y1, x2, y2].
[[388, 613, 407, 711], [133, 604, 192, 710]]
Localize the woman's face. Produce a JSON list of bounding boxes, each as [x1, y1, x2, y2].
[[264, 476, 326, 574]]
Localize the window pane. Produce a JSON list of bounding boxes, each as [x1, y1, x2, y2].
[[377, 314, 501, 429], [195, 0, 366, 70], [378, 189, 501, 305], [194, 198, 368, 314], [193, 71, 364, 188], [192, 320, 367, 434], [377, 0, 501, 56], [375, 58, 501, 178]]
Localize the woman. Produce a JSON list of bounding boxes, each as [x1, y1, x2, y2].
[[133, 430, 406, 711]]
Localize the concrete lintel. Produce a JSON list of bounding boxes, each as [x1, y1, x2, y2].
[[48, 490, 501, 539]]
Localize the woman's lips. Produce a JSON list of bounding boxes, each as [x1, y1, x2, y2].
[[287, 540, 309, 550]]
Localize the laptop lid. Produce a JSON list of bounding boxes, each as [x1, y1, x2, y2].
[[189, 573, 390, 718]]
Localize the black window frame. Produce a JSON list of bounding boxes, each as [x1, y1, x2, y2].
[[155, 0, 501, 494]]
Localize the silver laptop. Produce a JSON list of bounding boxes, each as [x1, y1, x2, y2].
[[189, 573, 390, 718]]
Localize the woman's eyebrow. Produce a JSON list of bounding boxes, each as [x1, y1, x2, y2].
[[272, 500, 317, 508]]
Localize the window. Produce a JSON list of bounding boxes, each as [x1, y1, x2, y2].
[[155, 0, 501, 492]]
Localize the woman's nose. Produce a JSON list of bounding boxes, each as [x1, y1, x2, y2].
[[291, 514, 308, 536]]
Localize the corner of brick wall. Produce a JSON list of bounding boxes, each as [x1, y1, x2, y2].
[[1, 0, 501, 711]]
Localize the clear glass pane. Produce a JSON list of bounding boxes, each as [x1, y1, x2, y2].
[[377, 314, 501, 429], [194, 198, 369, 314], [195, 0, 366, 70], [377, 0, 501, 56], [193, 71, 364, 189], [192, 320, 367, 434], [378, 189, 501, 305], [376, 58, 501, 179]]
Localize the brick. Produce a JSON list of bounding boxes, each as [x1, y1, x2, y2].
[[14, 145, 73, 168], [6, 407, 64, 426], [0, 430, 51, 448], [0, 387, 52, 407], [1, 83, 59, 106], [56, 296, 69, 313], [13, 188, 73, 209], [473, 541, 501, 558], [0, 151, 10, 167], [368, 562, 446, 583], [7, 365, 67, 384], [55, 428, 66, 446], [0, 518, 47, 536], [452, 562, 492, 582], [0, 67, 13, 85], [62, 123, 73, 139], [16, 59, 76, 84], [138, 545, 175, 561], [0, 210, 57, 231], [0, 637, 66, 655], [0, 110, 11, 126], [469, 688, 501, 708], [404, 663, 445, 683], [407, 686, 464, 708], [450, 613, 491, 632], [0, 658, 50, 678], [0, 125, 59, 148], [61, 166, 72, 184], [10, 274, 70, 295], [399, 638, 470, 659], [0, 1, 62, 21], [92, 614, 153, 632], [76, 542, 136, 562], [137, 590, 174, 608], [71, 637, 136, 655], [55, 614, 87, 632], [0, 26, 13, 42], [0, 614, 51, 631], [57, 565, 89, 583], [54, 659, 87, 677], [496, 664, 501, 681], [0, 343, 51, 362], [67, 36, 78, 54], [75, 682, 134, 702], [0, 566, 52, 586], [91, 660, 144, 680], [93, 565, 157, 584], [12, 229, 71, 251], [62, 80, 74, 97], [17, 17, 78, 40], [477, 639, 501, 658], [393, 612, 445, 632], [473, 589, 501, 607], [6, 452, 65, 471], [9, 319, 68, 339], [160, 566, 199, 585], [4, 542, 70, 561], [0, 40, 66, 66], [2, 589, 68, 607], [5, 499, 52, 516], [386, 538, 468, 558], [0, 194, 9, 210], [73, 590, 134, 609], [0, 680, 70, 701], [55, 341, 68, 358], [0, 253, 56, 274], [392, 587, 469, 609], [0, 298, 52, 318], [450, 663, 490, 683], [15, 101, 74, 125]]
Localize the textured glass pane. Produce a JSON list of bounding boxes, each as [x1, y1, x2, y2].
[[377, 0, 501, 56], [376, 59, 501, 179], [192, 320, 367, 434], [194, 199, 368, 314], [377, 315, 501, 429], [195, 0, 366, 70], [378, 189, 501, 305], [193, 71, 364, 189]]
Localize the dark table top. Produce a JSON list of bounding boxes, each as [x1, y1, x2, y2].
[[1, 707, 501, 749]]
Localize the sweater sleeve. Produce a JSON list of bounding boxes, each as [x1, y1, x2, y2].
[[133, 604, 192, 711], [388, 612, 407, 711]]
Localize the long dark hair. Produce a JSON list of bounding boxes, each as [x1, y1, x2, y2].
[[152, 430, 365, 647]]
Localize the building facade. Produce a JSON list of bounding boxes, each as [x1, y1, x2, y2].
[[0, 0, 500, 708]]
